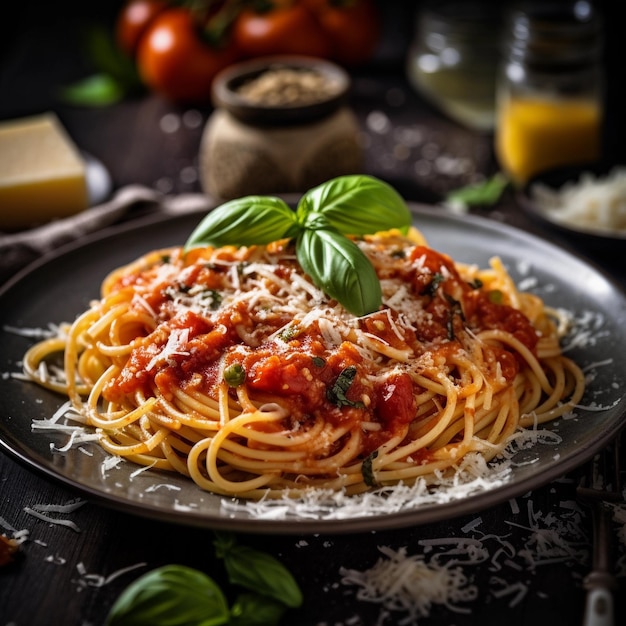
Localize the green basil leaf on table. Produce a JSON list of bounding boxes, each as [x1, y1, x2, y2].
[[229, 593, 287, 626], [105, 565, 229, 626], [185, 196, 298, 249], [59, 73, 126, 107], [296, 223, 382, 317], [213, 531, 302, 609], [298, 174, 412, 235], [59, 25, 142, 107], [445, 172, 509, 209]]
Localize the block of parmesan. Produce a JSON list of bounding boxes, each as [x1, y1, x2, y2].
[[0, 113, 89, 230]]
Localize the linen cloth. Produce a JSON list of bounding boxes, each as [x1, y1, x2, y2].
[[0, 186, 214, 286]]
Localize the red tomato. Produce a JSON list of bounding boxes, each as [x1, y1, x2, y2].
[[376, 372, 416, 425], [116, 0, 169, 56], [304, 0, 381, 65], [136, 8, 241, 104], [231, 4, 333, 59]]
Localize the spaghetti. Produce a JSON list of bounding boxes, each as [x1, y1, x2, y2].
[[23, 228, 586, 499]]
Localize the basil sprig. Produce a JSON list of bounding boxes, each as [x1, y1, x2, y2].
[[213, 532, 303, 609], [105, 565, 229, 625], [106, 532, 302, 626], [185, 175, 411, 316]]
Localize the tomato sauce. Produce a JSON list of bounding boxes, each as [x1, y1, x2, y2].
[[103, 238, 541, 460]]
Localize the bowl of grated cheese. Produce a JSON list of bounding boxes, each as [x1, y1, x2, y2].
[[518, 162, 626, 248]]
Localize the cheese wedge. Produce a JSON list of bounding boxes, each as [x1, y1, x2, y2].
[[0, 113, 89, 230]]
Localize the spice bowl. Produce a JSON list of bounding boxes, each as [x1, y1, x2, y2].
[[199, 55, 363, 200], [211, 55, 351, 125]]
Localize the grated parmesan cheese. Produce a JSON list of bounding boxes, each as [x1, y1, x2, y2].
[[340, 545, 477, 624], [23, 499, 85, 533], [337, 490, 593, 622], [530, 167, 626, 233], [221, 448, 516, 521], [73, 561, 147, 592], [145, 327, 190, 371]]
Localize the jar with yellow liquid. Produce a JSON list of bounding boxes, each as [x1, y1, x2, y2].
[[495, 1, 604, 186]]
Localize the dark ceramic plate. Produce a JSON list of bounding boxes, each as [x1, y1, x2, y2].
[[517, 161, 626, 249], [1, 206, 625, 533]]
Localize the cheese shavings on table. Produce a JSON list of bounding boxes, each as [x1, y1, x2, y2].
[[340, 545, 477, 623], [530, 167, 626, 233]]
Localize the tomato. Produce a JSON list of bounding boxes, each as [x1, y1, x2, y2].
[[231, 4, 333, 59], [136, 8, 241, 104], [375, 372, 416, 425], [116, 0, 169, 56], [304, 0, 381, 65]]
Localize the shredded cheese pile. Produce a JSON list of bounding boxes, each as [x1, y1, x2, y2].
[[531, 167, 626, 233], [340, 546, 477, 624], [339, 494, 592, 622]]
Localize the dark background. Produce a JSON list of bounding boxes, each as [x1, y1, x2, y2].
[[2, 0, 625, 192]]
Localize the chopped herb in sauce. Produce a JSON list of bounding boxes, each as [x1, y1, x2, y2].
[[327, 366, 364, 409], [445, 295, 464, 341], [422, 272, 445, 297], [278, 326, 300, 342], [489, 289, 504, 304], [204, 289, 222, 310], [312, 356, 326, 368], [362, 450, 379, 487]]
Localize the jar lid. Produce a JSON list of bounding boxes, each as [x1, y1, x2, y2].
[[211, 56, 350, 126]]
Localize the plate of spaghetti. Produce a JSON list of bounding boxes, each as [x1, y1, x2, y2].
[[1, 176, 624, 533]]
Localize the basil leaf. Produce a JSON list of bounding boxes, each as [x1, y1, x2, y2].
[[219, 545, 303, 609], [296, 226, 382, 316], [185, 196, 297, 249], [298, 175, 412, 236], [445, 172, 509, 209], [59, 25, 142, 107], [59, 73, 126, 107], [106, 565, 229, 626], [213, 530, 237, 554], [82, 23, 140, 86], [230, 593, 287, 626]]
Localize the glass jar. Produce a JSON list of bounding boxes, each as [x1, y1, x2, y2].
[[495, 0, 604, 185], [406, 1, 503, 132]]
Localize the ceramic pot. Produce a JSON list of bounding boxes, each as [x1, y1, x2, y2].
[[199, 56, 364, 200]]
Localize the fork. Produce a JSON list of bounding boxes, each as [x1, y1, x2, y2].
[[576, 434, 623, 626]]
